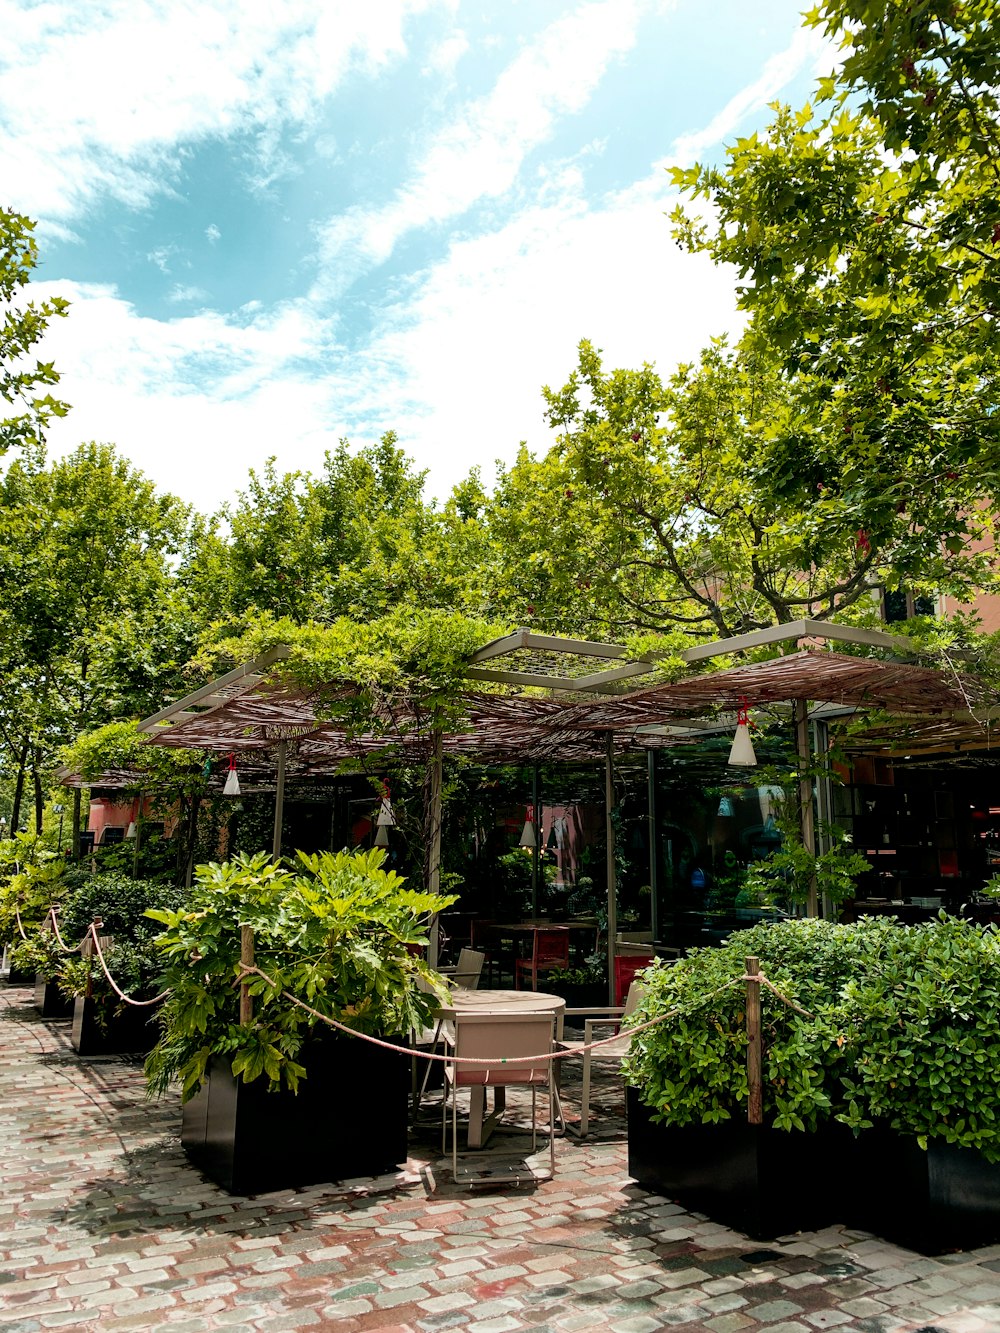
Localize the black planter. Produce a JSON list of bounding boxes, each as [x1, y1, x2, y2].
[[550, 981, 607, 1010], [626, 1087, 850, 1239], [3, 960, 34, 985], [71, 995, 158, 1055], [181, 1030, 411, 1195], [34, 974, 73, 1019], [852, 1128, 1000, 1254]]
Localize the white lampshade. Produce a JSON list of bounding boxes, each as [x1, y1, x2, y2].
[[728, 722, 758, 768], [124, 821, 137, 840], [223, 766, 241, 797], [518, 816, 537, 849], [374, 822, 390, 847], [376, 797, 395, 827]]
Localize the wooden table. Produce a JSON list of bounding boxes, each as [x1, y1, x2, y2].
[[435, 989, 566, 1148]]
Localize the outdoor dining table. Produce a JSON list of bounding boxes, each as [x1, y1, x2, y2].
[[434, 988, 566, 1149]]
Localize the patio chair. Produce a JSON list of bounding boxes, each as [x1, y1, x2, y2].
[[514, 928, 569, 991], [555, 980, 646, 1140], [437, 948, 485, 991], [413, 949, 486, 1112], [442, 1011, 557, 1179]]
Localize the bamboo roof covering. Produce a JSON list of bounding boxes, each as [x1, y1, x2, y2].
[[132, 642, 997, 773]]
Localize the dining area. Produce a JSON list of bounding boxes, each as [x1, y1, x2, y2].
[[413, 941, 644, 1187]]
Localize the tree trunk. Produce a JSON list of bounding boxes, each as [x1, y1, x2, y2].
[[10, 738, 29, 832], [72, 788, 81, 859], [32, 748, 44, 835]]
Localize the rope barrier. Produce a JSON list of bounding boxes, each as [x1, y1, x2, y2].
[[48, 908, 84, 955], [758, 974, 814, 1019], [86, 924, 171, 1008], [13, 905, 30, 943], [10, 903, 818, 1056], [237, 963, 750, 1068]]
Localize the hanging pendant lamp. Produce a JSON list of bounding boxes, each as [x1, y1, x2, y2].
[[223, 753, 241, 796], [728, 696, 757, 768], [125, 821, 137, 840], [518, 804, 538, 849]]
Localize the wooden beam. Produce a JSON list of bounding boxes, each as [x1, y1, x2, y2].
[[679, 619, 917, 664], [137, 645, 291, 732], [468, 629, 530, 663], [605, 733, 617, 1007]]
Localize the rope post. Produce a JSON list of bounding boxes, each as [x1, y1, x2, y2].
[[746, 954, 762, 1125], [240, 925, 255, 1025], [84, 919, 105, 998]]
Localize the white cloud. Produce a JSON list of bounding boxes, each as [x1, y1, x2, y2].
[[0, 0, 446, 223], [315, 0, 652, 288], [355, 172, 743, 499], [670, 24, 835, 165], [35, 162, 741, 512], [205, 224, 222, 244], [167, 284, 209, 304], [422, 30, 469, 76]]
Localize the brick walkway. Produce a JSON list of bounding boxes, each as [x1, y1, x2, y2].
[[4, 984, 1000, 1333]]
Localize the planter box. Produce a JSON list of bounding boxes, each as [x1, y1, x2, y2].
[[71, 995, 158, 1055], [626, 1087, 849, 1239], [550, 981, 607, 1010], [34, 974, 73, 1019], [853, 1129, 1000, 1255], [181, 1030, 411, 1195]]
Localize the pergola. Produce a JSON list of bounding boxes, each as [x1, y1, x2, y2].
[[125, 620, 997, 991]]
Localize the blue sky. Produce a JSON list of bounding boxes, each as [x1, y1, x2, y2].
[[3, 0, 831, 513]]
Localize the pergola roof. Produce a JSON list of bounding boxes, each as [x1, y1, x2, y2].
[[127, 628, 997, 777]]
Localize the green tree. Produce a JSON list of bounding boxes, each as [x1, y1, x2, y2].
[[0, 444, 198, 830], [664, 2, 1000, 618], [186, 432, 486, 630], [0, 209, 69, 458]]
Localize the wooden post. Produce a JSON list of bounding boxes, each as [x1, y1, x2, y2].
[[530, 763, 540, 920], [184, 793, 201, 889], [427, 728, 444, 969], [605, 733, 618, 1006], [793, 699, 819, 918], [133, 792, 142, 876], [83, 919, 106, 999], [240, 925, 254, 1025], [272, 740, 287, 861], [647, 748, 659, 943], [745, 954, 762, 1125], [71, 788, 82, 860]]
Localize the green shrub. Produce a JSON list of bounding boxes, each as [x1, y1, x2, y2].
[[145, 848, 456, 1101], [624, 914, 1000, 1160], [624, 916, 896, 1133]]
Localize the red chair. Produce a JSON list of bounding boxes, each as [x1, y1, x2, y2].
[[614, 951, 653, 1005], [515, 928, 570, 991]]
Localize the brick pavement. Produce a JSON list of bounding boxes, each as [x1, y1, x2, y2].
[[3, 981, 1000, 1333]]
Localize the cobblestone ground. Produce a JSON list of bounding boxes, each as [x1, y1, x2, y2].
[[4, 984, 1000, 1333]]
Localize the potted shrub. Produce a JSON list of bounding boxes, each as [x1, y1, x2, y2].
[[625, 913, 1000, 1251], [146, 848, 455, 1195], [623, 916, 895, 1239], [544, 956, 607, 1009], [0, 839, 67, 987], [834, 914, 1000, 1253], [56, 872, 186, 1055]]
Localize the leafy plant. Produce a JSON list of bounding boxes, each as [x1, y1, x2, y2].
[[0, 836, 65, 945], [624, 916, 897, 1132], [626, 914, 1000, 1162], [145, 848, 457, 1101], [835, 915, 1000, 1161]]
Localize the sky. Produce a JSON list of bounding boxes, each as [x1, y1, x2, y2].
[[3, 0, 832, 515]]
